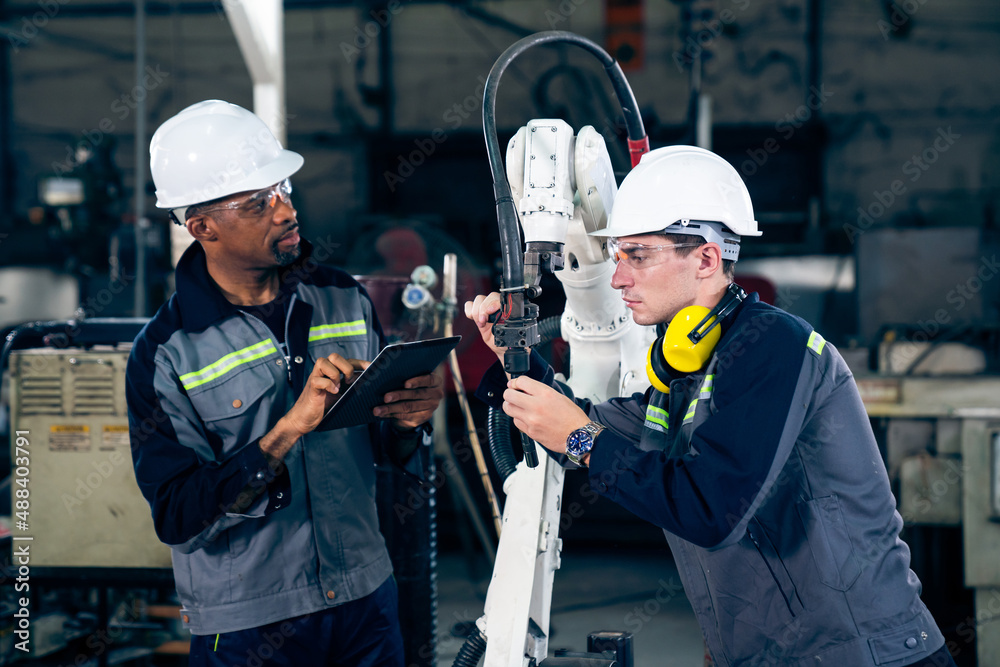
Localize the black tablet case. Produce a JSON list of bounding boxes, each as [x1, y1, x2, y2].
[[317, 335, 461, 431]]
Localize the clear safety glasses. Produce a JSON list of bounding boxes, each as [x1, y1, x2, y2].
[[608, 237, 703, 269], [197, 179, 293, 220]]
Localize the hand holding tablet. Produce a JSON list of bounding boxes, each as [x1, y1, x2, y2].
[[316, 336, 461, 431]]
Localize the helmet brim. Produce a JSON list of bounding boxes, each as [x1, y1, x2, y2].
[[154, 149, 304, 209]]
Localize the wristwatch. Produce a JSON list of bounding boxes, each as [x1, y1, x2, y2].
[[566, 421, 606, 466]]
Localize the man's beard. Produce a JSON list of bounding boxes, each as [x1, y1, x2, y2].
[[272, 241, 301, 266]]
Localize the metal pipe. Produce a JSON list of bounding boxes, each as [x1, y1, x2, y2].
[[442, 253, 503, 538], [3, 0, 355, 18]]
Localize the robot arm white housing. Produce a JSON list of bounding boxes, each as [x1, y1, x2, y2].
[[505, 118, 656, 401]]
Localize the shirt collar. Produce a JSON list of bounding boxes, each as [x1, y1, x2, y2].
[[175, 239, 314, 333]]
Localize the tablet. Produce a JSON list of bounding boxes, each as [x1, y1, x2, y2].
[[316, 335, 461, 431]]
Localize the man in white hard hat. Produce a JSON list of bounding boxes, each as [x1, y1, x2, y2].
[[126, 100, 442, 666], [466, 146, 955, 666]]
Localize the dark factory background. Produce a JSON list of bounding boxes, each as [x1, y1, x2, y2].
[[1, 1, 999, 665]]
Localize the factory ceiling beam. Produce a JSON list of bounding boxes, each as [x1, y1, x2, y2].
[[224, 0, 285, 143], [0, 0, 443, 19]]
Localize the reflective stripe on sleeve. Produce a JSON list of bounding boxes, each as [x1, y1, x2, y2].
[[807, 330, 827, 356], [644, 405, 669, 430]]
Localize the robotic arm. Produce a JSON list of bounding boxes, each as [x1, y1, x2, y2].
[[506, 119, 655, 401], [461, 30, 652, 667], [482, 31, 650, 467]]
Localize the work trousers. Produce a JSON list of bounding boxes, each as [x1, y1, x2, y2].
[[188, 576, 404, 667]]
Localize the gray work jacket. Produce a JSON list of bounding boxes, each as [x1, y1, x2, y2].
[[598, 298, 946, 665], [127, 241, 410, 635], [479, 294, 946, 666]]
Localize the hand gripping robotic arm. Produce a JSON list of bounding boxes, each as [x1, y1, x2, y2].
[[457, 31, 651, 667]]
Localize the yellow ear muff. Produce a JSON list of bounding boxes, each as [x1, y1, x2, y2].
[[646, 341, 672, 394], [662, 305, 723, 373]]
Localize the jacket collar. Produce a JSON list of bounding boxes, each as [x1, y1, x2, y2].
[[655, 289, 760, 338], [719, 289, 759, 338], [175, 239, 315, 333]]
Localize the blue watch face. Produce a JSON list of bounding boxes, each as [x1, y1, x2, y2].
[[567, 429, 592, 458]]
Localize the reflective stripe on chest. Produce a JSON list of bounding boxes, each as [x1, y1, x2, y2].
[[180, 339, 279, 390], [682, 374, 715, 425], [308, 320, 368, 341]]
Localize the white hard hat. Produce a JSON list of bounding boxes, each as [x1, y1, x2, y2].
[[593, 145, 759, 261], [149, 100, 303, 210]]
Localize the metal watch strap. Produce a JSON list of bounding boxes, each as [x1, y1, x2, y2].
[[567, 421, 605, 465]]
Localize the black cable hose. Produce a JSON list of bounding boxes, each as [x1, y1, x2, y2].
[[451, 627, 488, 667], [482, 30, 646, 292], [536, 316, 563, 348], [487, 407, 517, 482], [486, 317, 564, 483]]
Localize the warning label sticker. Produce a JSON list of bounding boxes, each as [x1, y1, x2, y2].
[[50, 424, 91, 451], [101, 425, 130, 450]]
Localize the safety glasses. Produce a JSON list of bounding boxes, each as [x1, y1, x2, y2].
[[197, 179, 293, 219], [608, 237, 702, 269]]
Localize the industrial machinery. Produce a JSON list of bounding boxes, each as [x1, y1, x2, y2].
[[452, 31, 653, 666], [8, 345, 171, 570], [3, 319, 176, 663], [856, 352, 1000, 667], [849, 226, 1000, 666]]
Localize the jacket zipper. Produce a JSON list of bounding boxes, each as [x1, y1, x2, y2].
[[283, 293, 297, 358], [747, 521, 797, 618], [283, 294, 298, 384], [239, 310, 292, 384]]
